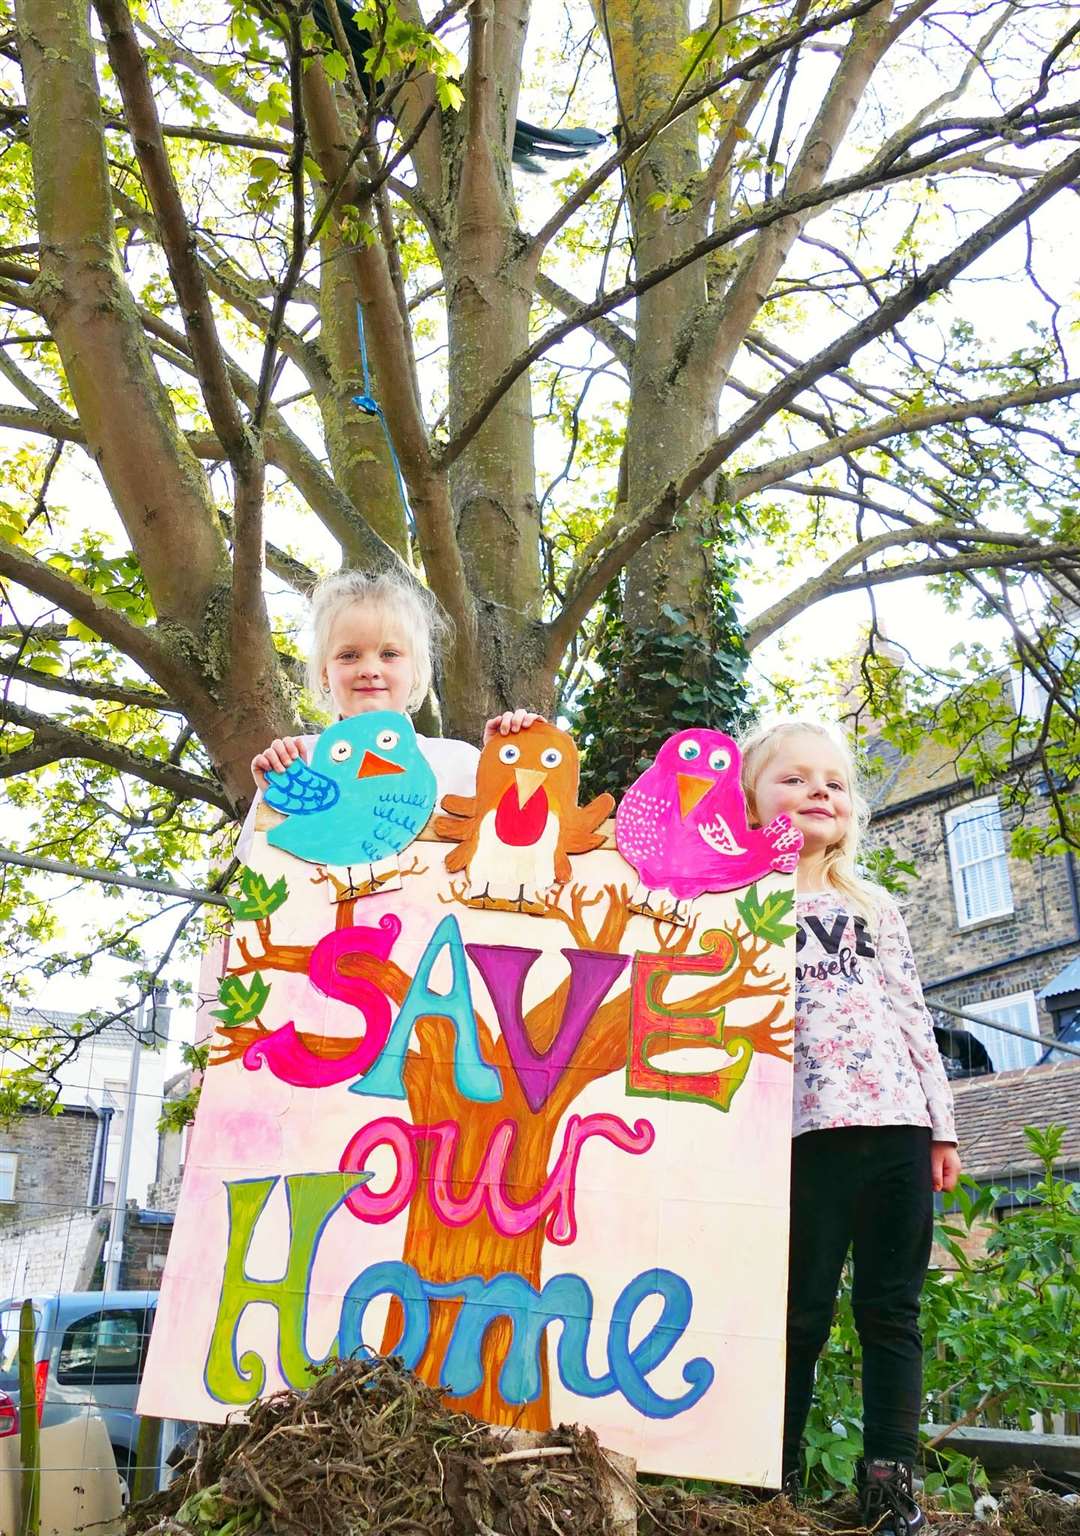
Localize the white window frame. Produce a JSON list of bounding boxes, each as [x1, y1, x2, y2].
[[0, 1151, 17, 1202], [945, 796, 1014, 926], [1010, 667, 1049, 724], [964, 990, 1042, 1074]]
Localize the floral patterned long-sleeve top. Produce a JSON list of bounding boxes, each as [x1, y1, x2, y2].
[[792, 889, 957, 1142]]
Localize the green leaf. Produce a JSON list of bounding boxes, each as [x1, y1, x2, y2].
[[212, 971, 270, 1028], [228, 866, 289, 922], [248, 156, 281, 184], [322, 49, 348, 83], [436, 78, 464, 112], [735, 883, 796, 944]]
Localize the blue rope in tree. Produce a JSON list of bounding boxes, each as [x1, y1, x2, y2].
[[353, 303, 416, 539]]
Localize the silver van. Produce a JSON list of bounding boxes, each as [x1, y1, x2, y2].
[[0, 1289, 157, 1491]]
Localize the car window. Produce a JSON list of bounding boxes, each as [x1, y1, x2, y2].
[[0, 1304, 38, 1381], [56, 1308, 152, 1384]]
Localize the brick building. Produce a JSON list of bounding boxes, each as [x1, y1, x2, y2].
[[0, 1008, 173, 1297], [867, 728, 1080, 1189], [0, 1103, 107, 1225]]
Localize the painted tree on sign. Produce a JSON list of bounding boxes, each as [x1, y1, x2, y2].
[[210, 868, 793, 1427], [0, 0, 1077, 1073]]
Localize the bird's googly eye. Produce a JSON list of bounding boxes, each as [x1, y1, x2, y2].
[[499, 743, 521, 765], [330, 741, 352, 763], [540, 747, 562, 769], [708, 748, 731, 773], [375, 729, 399, 751], [678, 739, 701, 761]]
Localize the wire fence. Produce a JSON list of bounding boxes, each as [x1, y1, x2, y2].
[[0, 998, 1075, 1513]]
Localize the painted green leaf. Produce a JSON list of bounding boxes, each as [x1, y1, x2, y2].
[[228, 866, 289, 922], [212, 971, 270, 1027], [735, 883, 796, 945]]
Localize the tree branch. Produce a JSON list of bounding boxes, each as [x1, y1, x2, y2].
[[134, 16, 278, 126], [0, 699, 230, 809], [216, 514, 318, 594], [0, 100, 291, 155], [534, 272, 634, 369], [745, 532, 1080, 648], [547, 358, 1080, 671], [531, 0, 887, 256], [0, 659, 180, 712], [437, 104, 1080, 472], [0, 538, 169, 684], [679, 145, 1080, 504], [699, 0, 906, 389], [302, 59, 472, 648], [93, 0, 255, 475], [732, 377, 1080, 502]]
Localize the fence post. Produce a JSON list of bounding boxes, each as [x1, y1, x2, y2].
[[18, 1298, 40, 1536], [132, 1414, 163, 1503]]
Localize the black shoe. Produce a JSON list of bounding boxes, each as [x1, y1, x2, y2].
[[858, 1458, 927, 1535]]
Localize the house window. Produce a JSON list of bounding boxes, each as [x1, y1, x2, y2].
[[1010, 667, 1049, 723], [963, 991, 1042, 1073], [945, 797, 1013, 925], [0, 1153, 16, 1201]]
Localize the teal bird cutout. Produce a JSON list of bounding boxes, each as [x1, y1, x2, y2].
[[264, 712, 436, 866]]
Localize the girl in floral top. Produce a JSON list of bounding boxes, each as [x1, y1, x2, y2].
[[741, 720, 960, 1535]]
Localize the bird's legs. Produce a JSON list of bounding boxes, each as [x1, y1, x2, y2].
[[627, 882, 692, 927], [313, 856, 403, 903]]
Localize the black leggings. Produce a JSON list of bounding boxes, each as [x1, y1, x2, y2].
[[783, 1125, 933, 1474]]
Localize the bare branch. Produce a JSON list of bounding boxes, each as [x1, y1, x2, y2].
[[682, 146, 1080, 504], [437, 106, 1080, 471], [0, 99, 291, 154], [534, 272, 634, 369], [746, 531, 1080, 648], [733, 377, 1080, 502], [531, 0, 888, 256], [217, 514, 318, 594], [548, 355, 1080, 668]]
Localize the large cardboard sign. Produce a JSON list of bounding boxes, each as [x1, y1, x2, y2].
[[141, 726, 798, 1485]]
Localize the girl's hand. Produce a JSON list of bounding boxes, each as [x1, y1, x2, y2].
[[483, 710, 544, 744], [251, 736, 308, 790], [931, 1141, 962, 1193]]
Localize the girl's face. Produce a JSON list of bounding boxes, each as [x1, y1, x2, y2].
[[321, 602, 415, 718], [751, 732, 852, 858]]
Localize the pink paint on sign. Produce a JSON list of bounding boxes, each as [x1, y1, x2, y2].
[[243, 913, 401, 1086], [339, 1112, 655, 1244]]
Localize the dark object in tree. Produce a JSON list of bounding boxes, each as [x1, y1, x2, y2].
[[312, 0, 606, 173], [511, 120, 607, 174]]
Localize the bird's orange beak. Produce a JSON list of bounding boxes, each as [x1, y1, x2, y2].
[[676, 773, 713, 819], [357, 751, 404, 779], [514, 767, 547, 806]]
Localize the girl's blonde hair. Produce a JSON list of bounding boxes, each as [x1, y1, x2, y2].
[[739, 719, 884, 921], [307, 569, 448, 715]]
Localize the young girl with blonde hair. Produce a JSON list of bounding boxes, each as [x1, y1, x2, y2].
[[740, 719, 960, 1534], [242, 568, 537, 856]]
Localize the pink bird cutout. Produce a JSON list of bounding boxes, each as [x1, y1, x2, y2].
[[615, 729, 802, 902]]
